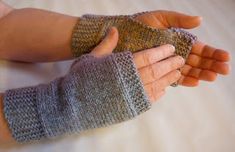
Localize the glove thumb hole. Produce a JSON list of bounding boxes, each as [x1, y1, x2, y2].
[[90, 26, 119, 58]]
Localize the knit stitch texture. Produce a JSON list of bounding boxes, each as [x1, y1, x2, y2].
[[3, 51, 151, 143], [71, 12, 197, 60]]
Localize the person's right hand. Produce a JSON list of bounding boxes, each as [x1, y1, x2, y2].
[[91, 27, 184, 102], [133, 44, 183, 102]]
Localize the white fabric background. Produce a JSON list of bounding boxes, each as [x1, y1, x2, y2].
[[0, 0, 234, 152]]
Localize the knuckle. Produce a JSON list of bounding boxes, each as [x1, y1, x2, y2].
[[171, 70, 181, 82], [156, 79, 166, 91], [176, 56, 185, 65], [174, 70, 182, 78], [142, 51, 151, 65], [174, 55, 183, 63], [169, 56, 185, 69], [162, 71, 181, 87], [148, 65, 157, 80], [154, 63, 164, 78], [165, 76, 173, 86], [148, 84, 157, 102], [165, 44, 175, 52]]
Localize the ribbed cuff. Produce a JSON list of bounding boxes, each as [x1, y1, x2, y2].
[[3, 86, 46, 142], [113, 51, 152, 116]]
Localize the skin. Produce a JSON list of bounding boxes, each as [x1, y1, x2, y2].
[[0, 27, 183, 144], [0, 4, 230, 87], [91, 27, 183, 102], [135, 11, 230, 86], [0, 1, 231, 144]]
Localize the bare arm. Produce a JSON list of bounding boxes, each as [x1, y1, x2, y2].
[[0, 8, 78, 62]]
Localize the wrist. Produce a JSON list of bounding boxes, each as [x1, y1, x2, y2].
[[0, 7, 79, 62]]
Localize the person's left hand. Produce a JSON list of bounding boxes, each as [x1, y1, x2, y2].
[[135, 10, 231, 87]]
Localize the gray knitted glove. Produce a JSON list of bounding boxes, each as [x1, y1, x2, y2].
[[3, 51, 151, 143], [71, 12, 197, 60]]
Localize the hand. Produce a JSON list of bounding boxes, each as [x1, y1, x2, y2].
[[91, 27, 184, 102], [134, 10, 231, 86]]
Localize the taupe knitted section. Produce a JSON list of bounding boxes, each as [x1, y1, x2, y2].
[[71, 13, 197, 60]]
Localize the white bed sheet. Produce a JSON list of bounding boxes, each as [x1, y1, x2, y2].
[[0, 0, 235, 152]]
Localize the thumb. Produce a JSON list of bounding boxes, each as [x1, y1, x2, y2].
[[153, 10, 202, 29], [90, 27, 119, 58]]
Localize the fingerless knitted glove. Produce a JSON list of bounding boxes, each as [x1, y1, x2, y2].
[[3, 51, 151, 143], [71, 12, 197, 60]]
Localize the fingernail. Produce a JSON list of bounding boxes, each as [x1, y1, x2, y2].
[[167, 44, 175, 53], [108, 27, 115, 36], [177, 56, 185, 65], [195, 16, 203, 21], [176, 70, 181, 77], [105, 27, 112, 38]]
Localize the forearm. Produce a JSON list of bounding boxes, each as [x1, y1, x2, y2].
[[0, 8, 78, 62], [0, 7, 196, 64]]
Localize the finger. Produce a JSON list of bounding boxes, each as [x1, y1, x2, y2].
[[186, 54, 230, 75], [156, 70, 181, 90], [180, 64, 217, 81], [91, 27, 119, 57], [178, 75, 199, 87], [139, 55, 184, 84], [148, 89, 165, 103], [133, 44, 175, 69], [154, 90, 165, 102], [152, 10, 202, 29], [144, 70, 181, 100], [191, 41, 231, 62]]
